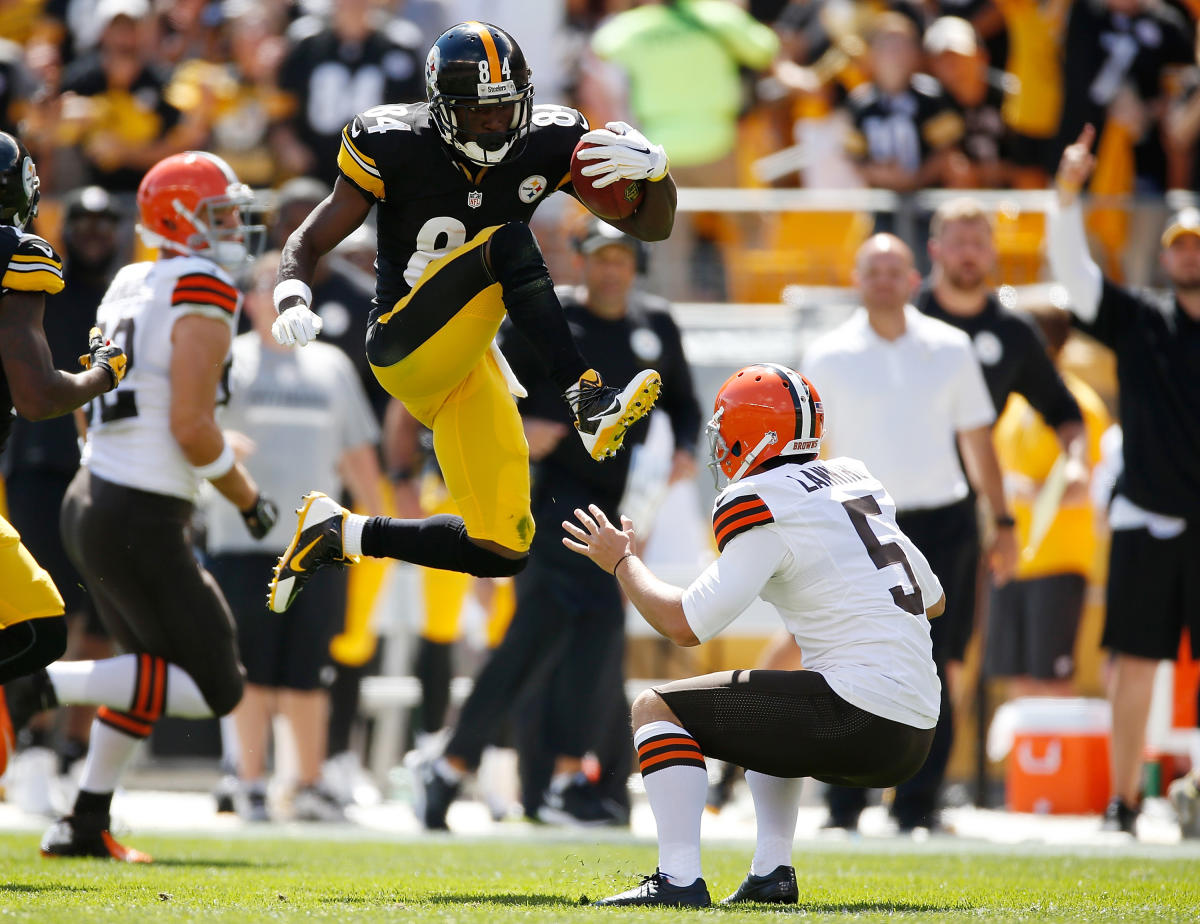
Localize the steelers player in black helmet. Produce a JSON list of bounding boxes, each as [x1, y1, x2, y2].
[[0, 132, 127, 774], [425, 23, 535, 167], [266, 23, 676, 624]]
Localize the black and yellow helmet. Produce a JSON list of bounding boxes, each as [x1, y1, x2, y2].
[[425, 22, 534, 166], [0, 132, 39, 230]]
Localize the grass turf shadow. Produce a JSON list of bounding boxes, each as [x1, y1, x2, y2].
[[0, 883, 93, 895]]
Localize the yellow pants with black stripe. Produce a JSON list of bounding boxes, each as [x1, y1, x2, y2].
[[369, 226, 533, 553], [0, 514, 65, 629]]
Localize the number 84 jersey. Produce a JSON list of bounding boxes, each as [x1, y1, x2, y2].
[[336, 101, 587, 312], [84, 255, 242, 502], [684, 457, 943, 728]]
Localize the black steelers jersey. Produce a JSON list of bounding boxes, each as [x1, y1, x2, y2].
[[0, 224, 65, 454], [845, 75, 964, 171], [336, 102, 588, 313]]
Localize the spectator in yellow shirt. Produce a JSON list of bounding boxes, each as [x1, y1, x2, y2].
[[987, 305, 1112, 697]]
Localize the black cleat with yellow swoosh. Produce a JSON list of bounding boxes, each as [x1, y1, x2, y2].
[[268, 492, 359, 614]]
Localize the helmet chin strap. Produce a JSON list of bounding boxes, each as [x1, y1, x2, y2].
[[730, 431, 777, 483]]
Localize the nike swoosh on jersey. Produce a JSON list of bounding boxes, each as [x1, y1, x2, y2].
[[289, 536, 323, 572]]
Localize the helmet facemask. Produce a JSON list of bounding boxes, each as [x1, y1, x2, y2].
[[430, 87, 533, 166]]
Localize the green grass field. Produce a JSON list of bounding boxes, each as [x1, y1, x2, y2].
[[1, 832, 1197, 922]]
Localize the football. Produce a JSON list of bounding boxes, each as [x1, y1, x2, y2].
[[570, 140, 646, 222]]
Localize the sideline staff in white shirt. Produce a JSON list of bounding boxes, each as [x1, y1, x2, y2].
[[803, 233, 1016, 833]]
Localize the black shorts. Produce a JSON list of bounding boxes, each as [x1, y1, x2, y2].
[[654, 669, 934, 787], [5, 469, 100, 631], [207, 552, 343, 691], [1102, 525, 1200, 660], [60, 469, 244, 716], [897, 498, 979, 664], [986, 573, 1085, 680]]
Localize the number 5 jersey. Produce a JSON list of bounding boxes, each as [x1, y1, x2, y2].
[[683, 457, 943, 729], [83, 255, 241, 501]]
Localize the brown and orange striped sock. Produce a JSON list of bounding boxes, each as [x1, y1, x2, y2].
[[634, 721, 707, 886]]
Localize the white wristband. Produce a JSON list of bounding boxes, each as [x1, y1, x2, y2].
[[273, 278, 313, 312], [192, 442, 236, 481]]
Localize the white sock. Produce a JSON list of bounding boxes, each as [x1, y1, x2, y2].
[[220, 714, 240, 773], [635, 720, 707, 886], [77, 717, 144, 794], [745, 770, 802, 875], [47, 655, 213, 717], [343, 514, 367, 557]]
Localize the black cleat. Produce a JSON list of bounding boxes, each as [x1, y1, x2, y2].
[[593, 869, 711, 907], [268, 492, 357, 613], [721, 865, 798, 905], [411, 756, 460, 831], [536, 774, 624, 827], [567, 368, 661, 461], [1101, 797, 1139, 836], [40, 815, 152, 863]]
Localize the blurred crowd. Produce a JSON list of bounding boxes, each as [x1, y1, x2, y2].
[[0, 0, 1194, 283]]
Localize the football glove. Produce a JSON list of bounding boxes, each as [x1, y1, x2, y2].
[[271, 305, 324, 347], [576, 121, 669, 189], [241, 493, 278, 540], [78, 326, 127, 390]]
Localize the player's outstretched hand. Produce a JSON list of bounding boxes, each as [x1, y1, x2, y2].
[[78, 326, 127, 390], [271, 305, 324, 347], [1054, 124, 1095, 206], [576, 121, 669, 189], [562, 503, 637, 574]]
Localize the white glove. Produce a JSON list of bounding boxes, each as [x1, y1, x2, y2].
[[575, 121, 669, 189], [271, 304, 324, 347]]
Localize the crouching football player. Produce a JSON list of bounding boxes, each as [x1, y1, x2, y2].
[[564, 364, 944, 907]]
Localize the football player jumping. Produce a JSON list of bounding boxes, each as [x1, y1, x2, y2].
[[266, 21, 676, 613], [0, 133, 127, 756], [564, 365, 945, 907], [2, 152, 277, 862]]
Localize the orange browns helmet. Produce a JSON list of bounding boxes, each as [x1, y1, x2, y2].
[[136, 151, 265, 266], [706, 363, 824, 485]]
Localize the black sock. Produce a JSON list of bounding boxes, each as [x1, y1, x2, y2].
[[414, 639, 453, 735], [73, 788, 113, 824], [361, 515, 527, 577]]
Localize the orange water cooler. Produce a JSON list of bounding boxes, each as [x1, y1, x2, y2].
[[987, 697, 1112, 815]]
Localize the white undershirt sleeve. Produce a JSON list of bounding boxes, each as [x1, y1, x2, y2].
[[681, 526, 789, 643], [1047, 199, 1103, 323]]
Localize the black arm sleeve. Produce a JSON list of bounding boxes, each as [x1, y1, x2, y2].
[[1011, 314, 1082, 428]]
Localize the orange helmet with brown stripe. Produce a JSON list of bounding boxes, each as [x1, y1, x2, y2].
[[136, 151, 265, 266], [706, 364, 824, 485], [426, 21, 534, 166]]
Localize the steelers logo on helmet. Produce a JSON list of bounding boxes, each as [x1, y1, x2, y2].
[[706, 363, 825, 485], [426, 21, 534, 167], [0, 132, 41, 229]]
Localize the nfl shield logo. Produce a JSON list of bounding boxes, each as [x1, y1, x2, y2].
[[467, 191, 483, 209]]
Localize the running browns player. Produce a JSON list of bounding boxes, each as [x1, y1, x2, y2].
[[267, 21, 677, 614], [4, 151, 277, 862]]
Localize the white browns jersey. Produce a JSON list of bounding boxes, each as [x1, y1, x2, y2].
[[83, 256, 241, 501], [682, 457, 943, 728]]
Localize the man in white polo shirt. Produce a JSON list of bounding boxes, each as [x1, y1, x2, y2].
[[804, 233, 1017, 832]]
